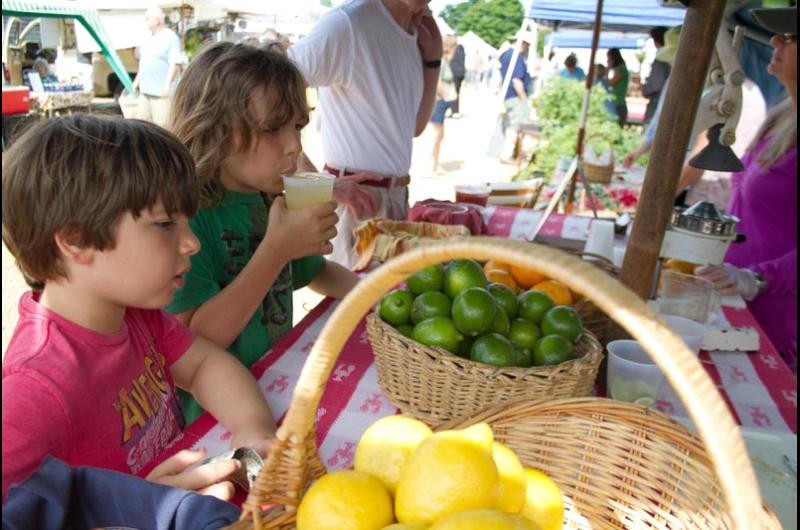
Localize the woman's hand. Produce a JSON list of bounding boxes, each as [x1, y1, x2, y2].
[[332, 173, 380, 219], [265, 196, 338, 259], [694, 263, 761, 300], [145, 448, 238, 500]]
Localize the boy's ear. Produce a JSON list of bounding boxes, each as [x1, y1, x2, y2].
[[54, 229, 94, 265]]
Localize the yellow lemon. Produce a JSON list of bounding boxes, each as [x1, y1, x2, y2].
[[429, 509, 540, 530], [382, 524, 428, 530], [394, 425, 498, 524], [355, 415, 433, 496], [296, 470, 394, 530], [492, 442, 527, 513], [520, 468, 565, 530]]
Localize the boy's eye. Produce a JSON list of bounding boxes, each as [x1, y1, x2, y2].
[[155, 220, 176, 230]]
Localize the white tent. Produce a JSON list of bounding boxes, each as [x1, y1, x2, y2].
[[460, 30, 498, 58]]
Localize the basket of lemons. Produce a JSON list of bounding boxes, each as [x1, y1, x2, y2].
[[229, 237, 777, 530], [367, 256, 603, 423]]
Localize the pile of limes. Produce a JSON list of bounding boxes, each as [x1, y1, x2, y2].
[[296, 415, 565, 530], [378, 259, 584, 368]]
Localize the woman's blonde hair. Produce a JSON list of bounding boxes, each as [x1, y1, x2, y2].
[[748, 97, 797, 171], [169, 41, 309, 207]]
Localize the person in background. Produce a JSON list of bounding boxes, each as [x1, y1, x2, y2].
[[132, 6, 182, 128], [642, 26, 671, 124], [2, 115, 277, 502], [498, 30, 533, 164], [592, 63, 618, 119], [288, 0, 442, 270], [448, 37, 466, 118], [694, 6, 796, 371], [606, 48, 629, 127], [559, 53, 586, 81], [167, 43, 359, 423], [430, 35, 458, 175], [31, 57, 58, 84]]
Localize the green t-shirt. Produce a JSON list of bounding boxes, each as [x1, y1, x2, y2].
[[167, 189, 325, 423], [610, 64, 629, 107]]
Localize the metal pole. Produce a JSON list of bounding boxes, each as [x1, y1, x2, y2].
[[564, 0, 603, 213]]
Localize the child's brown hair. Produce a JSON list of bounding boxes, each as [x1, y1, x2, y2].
[[169, 41, 309, 207], [2, 115, 198, 286]]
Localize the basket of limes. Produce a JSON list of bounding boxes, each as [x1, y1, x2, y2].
[[367, 256, 604, 423], [228, 237, 777, 530]]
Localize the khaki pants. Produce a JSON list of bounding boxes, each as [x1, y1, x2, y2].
[[136, 94, 172, 128], [501, 97, 531, 159], [330, 186, 409, 270]]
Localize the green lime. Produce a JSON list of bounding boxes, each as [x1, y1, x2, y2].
[[451, 287, 497, 337], [410, 291, 452, 325], [379, 289, 414, 326], [412, 316, 464, 353], [508, 318, 542, 350], [488, 282, 518, 319], [455, 336, 475, 359], [396, 324, 414, 338], [443, 259, 488, 299], [517, 290, 555, 324], [532, 335, 575, 366], [492, 302, 510, 335], [541, 305, 584, 343], [470, 333, 517, 368], [512, 342, 534, 368], [406, 264, 445, 295]]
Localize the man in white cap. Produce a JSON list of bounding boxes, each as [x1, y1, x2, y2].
[[132, 6, 182, 127], [498, 30, 534, 163]]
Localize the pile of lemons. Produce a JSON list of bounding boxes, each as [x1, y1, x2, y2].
[[296, 415, 564, 530]]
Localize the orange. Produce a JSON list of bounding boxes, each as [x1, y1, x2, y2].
[[484, 259, 512, 275], [531, 280, 573, 305], [485, 269, 520, 293], [510, 264, 548, 289]]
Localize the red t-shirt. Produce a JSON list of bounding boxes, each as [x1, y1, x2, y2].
[[2, 292, 194, 501]]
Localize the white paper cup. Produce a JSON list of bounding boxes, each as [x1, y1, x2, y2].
[[606, 340, 665, 406]]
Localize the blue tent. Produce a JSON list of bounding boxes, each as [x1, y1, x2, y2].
[[529, 0, 686, 31], [546, 30, 649, 49]]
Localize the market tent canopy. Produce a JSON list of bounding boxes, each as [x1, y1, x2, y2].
[[2, 0, 134, 93], [529, 0, 686, 31], [460, 30, 498, 57], [546, 29, 648, 49]]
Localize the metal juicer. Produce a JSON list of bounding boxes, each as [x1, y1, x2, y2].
[[660, 200, 741, 266]]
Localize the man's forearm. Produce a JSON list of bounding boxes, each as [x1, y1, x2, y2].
[[512, 78, 526, 100], [415, 66, 439, 136]]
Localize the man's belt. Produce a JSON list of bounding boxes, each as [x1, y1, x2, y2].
[[323, 164, 410, 189]]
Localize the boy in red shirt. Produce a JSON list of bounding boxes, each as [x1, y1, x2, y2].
[[2, 115, 276, 502]]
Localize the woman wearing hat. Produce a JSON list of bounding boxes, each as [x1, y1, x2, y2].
[[695, 4, 797, 371]]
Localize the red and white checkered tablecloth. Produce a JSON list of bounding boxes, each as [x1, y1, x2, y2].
[[158, 208, 796, 481]]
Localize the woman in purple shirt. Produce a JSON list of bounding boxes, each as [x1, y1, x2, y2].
[[696, 6, 797, 371]]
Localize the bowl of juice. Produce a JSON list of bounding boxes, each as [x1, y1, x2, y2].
[[454, 184, 490, 206]]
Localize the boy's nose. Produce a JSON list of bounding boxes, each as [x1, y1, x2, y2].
[[180, 224, 201, 256]]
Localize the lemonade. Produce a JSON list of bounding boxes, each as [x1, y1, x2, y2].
[[282, 172, 335, 210]]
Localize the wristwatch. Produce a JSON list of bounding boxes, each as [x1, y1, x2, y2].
[[423, 58, 442, 68]]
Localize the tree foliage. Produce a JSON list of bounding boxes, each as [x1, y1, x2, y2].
[[439, 0, 478, 33], [452, 0, 523, 48]]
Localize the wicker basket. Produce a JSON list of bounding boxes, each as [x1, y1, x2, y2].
[[366, 312, 603, 423], [227, 237, 775, 530], [581, 135, 615, 184]]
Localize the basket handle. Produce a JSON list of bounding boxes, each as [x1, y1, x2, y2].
[[274, 237, 762, 529]]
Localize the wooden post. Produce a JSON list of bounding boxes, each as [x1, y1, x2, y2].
[[618, 0, 727, 301]]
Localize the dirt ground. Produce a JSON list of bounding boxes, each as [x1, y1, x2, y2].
[[1, 84, 518, 355]]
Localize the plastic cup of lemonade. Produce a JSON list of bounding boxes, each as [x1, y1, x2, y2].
[[454, 184, 490, 206], [606, 340, 665, 406], [282, 172, 335, 211]]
